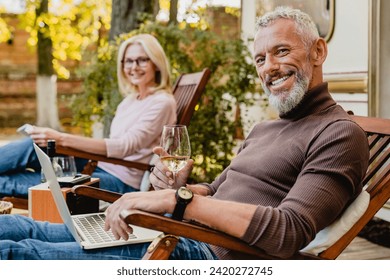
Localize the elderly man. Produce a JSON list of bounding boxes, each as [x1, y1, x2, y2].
[[0, 6, 369, 260]]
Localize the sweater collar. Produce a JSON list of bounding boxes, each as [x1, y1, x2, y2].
[[279, 82, 336, 120]]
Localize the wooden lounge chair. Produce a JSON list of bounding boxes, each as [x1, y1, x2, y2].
[[71, 114, 390, 259]]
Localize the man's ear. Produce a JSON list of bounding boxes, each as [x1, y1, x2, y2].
[[311, 38, 327, 66]]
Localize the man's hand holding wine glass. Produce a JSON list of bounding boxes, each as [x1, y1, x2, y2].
[[150, 146, 194, 190], [151, 125, 192, 190]]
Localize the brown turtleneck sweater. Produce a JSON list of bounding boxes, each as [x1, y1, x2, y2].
[[205, 83, 369, 259]]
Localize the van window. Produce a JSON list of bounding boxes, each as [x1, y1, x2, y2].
[[255, 0, 335, 42]]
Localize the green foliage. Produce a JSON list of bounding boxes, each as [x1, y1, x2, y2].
[[71, 43, 121, 136], [18, 0, 111, 78], [71, 21, 259, 183]]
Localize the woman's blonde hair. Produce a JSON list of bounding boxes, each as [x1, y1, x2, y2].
[[117, 34, 172, 96]]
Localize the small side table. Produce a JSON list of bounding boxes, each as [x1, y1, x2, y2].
[[28, 178, 100, 223]]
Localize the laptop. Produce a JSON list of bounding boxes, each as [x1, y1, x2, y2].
[[33, 143, 161, 250]]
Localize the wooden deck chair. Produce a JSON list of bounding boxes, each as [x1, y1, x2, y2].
[[71, 114, 390, 260], [1, 68, 211, 209]]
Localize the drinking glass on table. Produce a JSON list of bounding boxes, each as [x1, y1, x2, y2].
[[160, 125, 191, 184], [55, 156, 77, 177]]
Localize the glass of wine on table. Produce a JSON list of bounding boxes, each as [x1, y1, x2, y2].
[[160, 125, 191, 184]]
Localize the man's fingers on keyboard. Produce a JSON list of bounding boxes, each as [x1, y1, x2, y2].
[[126, 224, 133, 235], [118, 221, 131, 240], [115, 227, 128, 240], [111, 229, 121, 240]]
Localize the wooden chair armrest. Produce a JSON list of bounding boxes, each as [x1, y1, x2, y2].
[[1, 196, 28, 210], [120, 209, 283, 259], [56, 145, 152, 171], [71, 185, 122, 203]]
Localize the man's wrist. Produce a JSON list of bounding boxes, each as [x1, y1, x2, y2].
[[58, 132, 67, 147], [187, 184, 210, 196]]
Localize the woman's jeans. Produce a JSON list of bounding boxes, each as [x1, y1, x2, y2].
[[0, 137, 137, 198], [0, 215, 218, 260]]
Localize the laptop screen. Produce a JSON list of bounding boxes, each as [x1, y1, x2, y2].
[[33, 143, 81, 244]]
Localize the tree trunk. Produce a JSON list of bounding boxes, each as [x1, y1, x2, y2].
[[169, 0, 178, 24], [109, 0, 157, 41], [36, 75, 61, 129], [36, 0, 61, 130]]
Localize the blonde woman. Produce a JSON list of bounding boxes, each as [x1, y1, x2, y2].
[[0, 34, 176, 197]]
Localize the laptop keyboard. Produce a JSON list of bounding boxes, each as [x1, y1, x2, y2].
[[73, 214, 136, 244]]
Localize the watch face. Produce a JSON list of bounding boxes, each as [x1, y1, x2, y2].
[[178, 187, 193, 199]]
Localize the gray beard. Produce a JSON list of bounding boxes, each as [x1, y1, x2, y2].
[[262, 73, 309, 115]]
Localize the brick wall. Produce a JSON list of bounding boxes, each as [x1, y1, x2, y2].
[[0, 75, 82, 127], [0, 16, 36, 73], [0, 75, 83, 127], [0, 14, 82, 127]]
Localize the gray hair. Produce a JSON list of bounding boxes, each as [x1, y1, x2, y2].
[[255, 6, 319, 49]]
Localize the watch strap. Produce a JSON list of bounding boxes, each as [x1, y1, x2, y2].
[[171, 187, 193, 221], [172, 201, 187, 221]]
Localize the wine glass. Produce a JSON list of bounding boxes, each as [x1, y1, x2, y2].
[[55, 156, 77, 177], [160, 125, 191, 184], [41, 155, 77, 182]]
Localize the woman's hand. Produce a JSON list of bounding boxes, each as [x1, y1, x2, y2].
[[29, 126, 63, 147], [150, 146, 194, 190], [104, 189, 176, 240]]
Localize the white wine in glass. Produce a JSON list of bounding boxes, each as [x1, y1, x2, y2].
[[160, 125, 191, 183]]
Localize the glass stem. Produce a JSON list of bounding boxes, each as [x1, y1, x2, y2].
[[172, 171, 176, 186]]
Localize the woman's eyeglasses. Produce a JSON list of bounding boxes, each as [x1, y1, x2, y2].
[[122, 57, 150, 68]]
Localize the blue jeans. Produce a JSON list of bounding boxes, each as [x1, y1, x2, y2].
[[0, 215, 218, 260], [0, 137, 137, 198]]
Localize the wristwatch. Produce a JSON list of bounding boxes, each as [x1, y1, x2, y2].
[[172, 186, 193, 221]]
